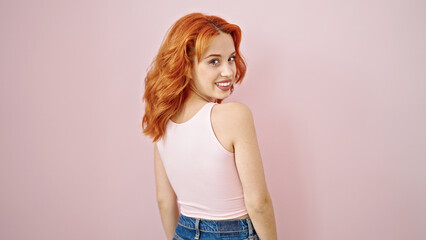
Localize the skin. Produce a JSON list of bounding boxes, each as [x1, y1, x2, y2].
[[154, 32, 277, 239], [189, 32, 237, 103]]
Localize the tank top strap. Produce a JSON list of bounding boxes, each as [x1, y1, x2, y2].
[[199, 102, 217, 129], [202, 102, 216, 119]]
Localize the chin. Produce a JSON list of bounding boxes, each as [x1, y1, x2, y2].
[[217, 94, 231, 101], [209, 90, 231, 102]]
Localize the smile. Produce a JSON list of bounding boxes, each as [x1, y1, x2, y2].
[[215, 82, 231, 87], [215, 80, 232, 91]]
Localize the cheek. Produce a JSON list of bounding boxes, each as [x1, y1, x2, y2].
[[199, 67, 219, 81]]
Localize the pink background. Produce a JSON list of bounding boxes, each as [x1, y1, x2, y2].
[[1, 0, 425, 239]]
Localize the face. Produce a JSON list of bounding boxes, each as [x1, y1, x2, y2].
[[190, 32, 237, 102]]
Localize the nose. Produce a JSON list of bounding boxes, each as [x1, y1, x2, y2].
[[220, 62, 234, 78]]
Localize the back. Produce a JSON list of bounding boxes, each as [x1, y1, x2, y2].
[[156, 102, 248, 220]]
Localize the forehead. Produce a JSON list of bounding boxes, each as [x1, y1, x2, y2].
[[202, 32, 235, 57]]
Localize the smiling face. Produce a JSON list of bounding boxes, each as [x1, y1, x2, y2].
[[190, 32, 237, 102]]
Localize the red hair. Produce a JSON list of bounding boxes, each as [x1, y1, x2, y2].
[[142, 13, 247, 142]]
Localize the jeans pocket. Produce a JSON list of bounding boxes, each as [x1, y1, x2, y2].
[[243, 235, 261, 240], [173, 233, 185, 240]]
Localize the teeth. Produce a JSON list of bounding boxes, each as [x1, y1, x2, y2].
[[216, 82, 231, 87]]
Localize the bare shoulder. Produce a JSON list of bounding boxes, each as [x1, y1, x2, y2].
[[212, 101, 254, 127], [212, 102, 255, 144], [212, 101, 253, 120]]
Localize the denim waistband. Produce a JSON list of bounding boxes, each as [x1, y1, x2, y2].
[[178, 214, 253, 232]]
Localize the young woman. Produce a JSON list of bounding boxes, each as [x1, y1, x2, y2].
[[142, 13, 277, 240]]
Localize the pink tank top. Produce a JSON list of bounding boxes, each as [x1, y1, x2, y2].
[[156, 102, 248, 220]]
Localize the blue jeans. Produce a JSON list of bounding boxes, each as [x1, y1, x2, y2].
[[173, 214, 260, 240]]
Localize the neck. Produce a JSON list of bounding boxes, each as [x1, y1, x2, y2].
[[172, 88, 215, 122], [188, 84, 216, 103]]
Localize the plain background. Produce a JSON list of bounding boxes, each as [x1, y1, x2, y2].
[[1, 0, 425, 239]]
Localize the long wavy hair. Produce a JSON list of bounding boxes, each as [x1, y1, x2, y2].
[[142, 13, 247, 142]]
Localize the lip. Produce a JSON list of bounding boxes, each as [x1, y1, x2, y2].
[[215, 80, 233, 91], [215, 79, 232, 83]]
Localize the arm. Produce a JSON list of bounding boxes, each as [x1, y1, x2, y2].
[[154, 143, 180, 239], [228, 103, 277, 239]]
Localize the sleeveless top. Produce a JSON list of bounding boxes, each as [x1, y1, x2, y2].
[[156, 102, 248, 220]]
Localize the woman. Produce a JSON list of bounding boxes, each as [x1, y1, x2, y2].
[[142, 13, 277, 240]]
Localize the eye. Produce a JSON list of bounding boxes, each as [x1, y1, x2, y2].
[[209, 58, 220, 66], [229, 55, 236, 62]]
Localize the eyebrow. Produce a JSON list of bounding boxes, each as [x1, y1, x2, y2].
[[204, 51, 236, 59]]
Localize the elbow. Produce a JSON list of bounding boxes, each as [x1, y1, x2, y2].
[[245, 194, 273, 215], [156, 193, 177, 209]]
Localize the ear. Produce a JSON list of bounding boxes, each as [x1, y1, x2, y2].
[[185, 70, 191, 82], [186, 66, 194, 81]]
